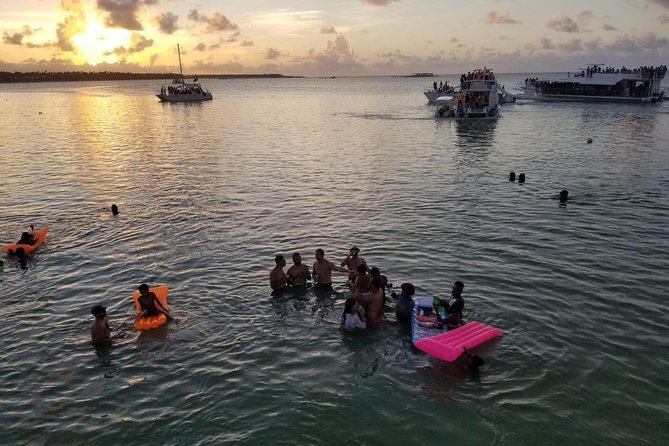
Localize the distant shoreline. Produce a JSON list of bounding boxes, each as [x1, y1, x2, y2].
[[0, 71, 302, 84]]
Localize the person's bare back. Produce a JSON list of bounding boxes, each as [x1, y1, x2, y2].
[[357, 278, 384, 327]]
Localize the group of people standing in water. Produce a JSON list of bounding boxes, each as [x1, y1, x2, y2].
[[269, 246, 466, 333]]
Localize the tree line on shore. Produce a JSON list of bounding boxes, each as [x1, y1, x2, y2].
[[0, 71, 294, 83]]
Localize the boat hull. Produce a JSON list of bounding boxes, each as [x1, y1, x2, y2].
[[157, 93, 213, 103], [518, 93, 659, 103]]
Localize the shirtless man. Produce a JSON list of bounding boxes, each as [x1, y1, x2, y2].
[[90, 305, 111, 345], [341, 246, 368, 283], [313, 248, 348, 287], [269, 255, 288, 290], [286, 252, 311, 286], [356, 277, 384, 328]]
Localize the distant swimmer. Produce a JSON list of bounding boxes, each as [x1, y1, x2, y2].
[[356, 277, 384, 328], [135, 284, 173, 323], [91, 305, 111, 345], [392, 282, 415, 324], [269, 255, 288, 290], [313, 248, 349, 288], [286, 252, 311, 286], [553, 189, 569, 202], [509, 171, 516, 181], [518, 173, 526, 184], [341, 246, 368, 283], [587, 138, 593, 144], [111, 204, 119, 215]]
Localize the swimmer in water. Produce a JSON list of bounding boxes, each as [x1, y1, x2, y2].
[[91, 305, 111, 345], [286, 252, 311, 286], [341, 246, 368, 284], [313, 248, 349, 288], [269, 255, 288, 290]]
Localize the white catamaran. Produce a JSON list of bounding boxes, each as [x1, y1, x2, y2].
[[157, 44, 213, 103]]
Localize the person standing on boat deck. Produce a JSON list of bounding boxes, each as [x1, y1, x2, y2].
[[313, 249, 349, 288], [270, 255, 288, 290], [287, 252, 311, 286], [341, 246, 368, 284]]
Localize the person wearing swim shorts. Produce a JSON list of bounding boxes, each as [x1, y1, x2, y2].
[[313, 248, 348, 288]]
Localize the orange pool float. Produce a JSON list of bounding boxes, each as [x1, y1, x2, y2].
[[2, 226, 49, 255], [133, 285, 170, 330]]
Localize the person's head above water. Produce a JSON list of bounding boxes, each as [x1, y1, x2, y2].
[[401, 282, 415, 296], [349, 246, 360, 257], [518, 173, 526, 183], [559, 189, 569, 202], [91, 304, 107, 318], [314, 248, 325, 260], [509, 171, 516, 181], [356, 263, 367, 274], [19, 232, 31, 243], [292, 252, 301, 264], [370, 266, 380, 276], [452, 281, 464, 297], [111, 204, 119, 215], [471, 354, 484, 369], [344, 297, 356, 315], [138, 283, 150, 295], [275, 254, 285, 266]]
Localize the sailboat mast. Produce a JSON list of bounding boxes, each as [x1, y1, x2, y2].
[[177, 44, 183, 78]]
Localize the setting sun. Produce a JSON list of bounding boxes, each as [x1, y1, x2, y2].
[[71, 20, 130, 65]]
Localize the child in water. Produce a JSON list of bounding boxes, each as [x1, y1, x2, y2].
[[135, 284, 172, 323], [91, 305, 111, 345], [342, 297, 366, 332]]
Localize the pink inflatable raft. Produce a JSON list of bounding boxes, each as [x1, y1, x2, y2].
[[412, 296, 502, 362]]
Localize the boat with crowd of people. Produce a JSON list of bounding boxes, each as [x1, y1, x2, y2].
[[434, 68, 500, 119], [516, 64, 666, 103], [157, 44, 213, 103]]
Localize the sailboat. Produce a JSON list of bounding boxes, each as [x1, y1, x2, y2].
[[157, 44, 213, 102]]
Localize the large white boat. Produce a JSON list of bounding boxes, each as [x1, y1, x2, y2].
[[157, 44, 213, 103], [434, 68, 500, 119], [516, 65, 665, 103]]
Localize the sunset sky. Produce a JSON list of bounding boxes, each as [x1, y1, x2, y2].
[[1, 0, 668, 76]]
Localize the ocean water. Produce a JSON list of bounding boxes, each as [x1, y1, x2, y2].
[[1, 75, 668, 445]]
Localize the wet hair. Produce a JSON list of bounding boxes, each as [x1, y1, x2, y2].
[[509, 171, 516, 181], [371, 277, 383, 290], [471, 355, 484, 368], [356, 263, 367, 274], [370, 266, 380, 275], [401, 282, 415, 296], [292, 252, 301, 260], [343, 297, 356, 315], [453, 281, 464, 296], [315, 248, 324, 256], [138, 283, 149, 292], [275, 255, 284, 265], [111, 204, 119, 215]]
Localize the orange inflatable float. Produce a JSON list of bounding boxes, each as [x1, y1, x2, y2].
[[2, 226, 49, 255], [133, 285, 170, 330]]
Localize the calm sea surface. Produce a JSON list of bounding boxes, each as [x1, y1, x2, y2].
[[1, 75, 668, 445]]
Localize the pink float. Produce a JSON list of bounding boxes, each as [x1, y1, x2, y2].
[[414, 321, 503, 362]]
